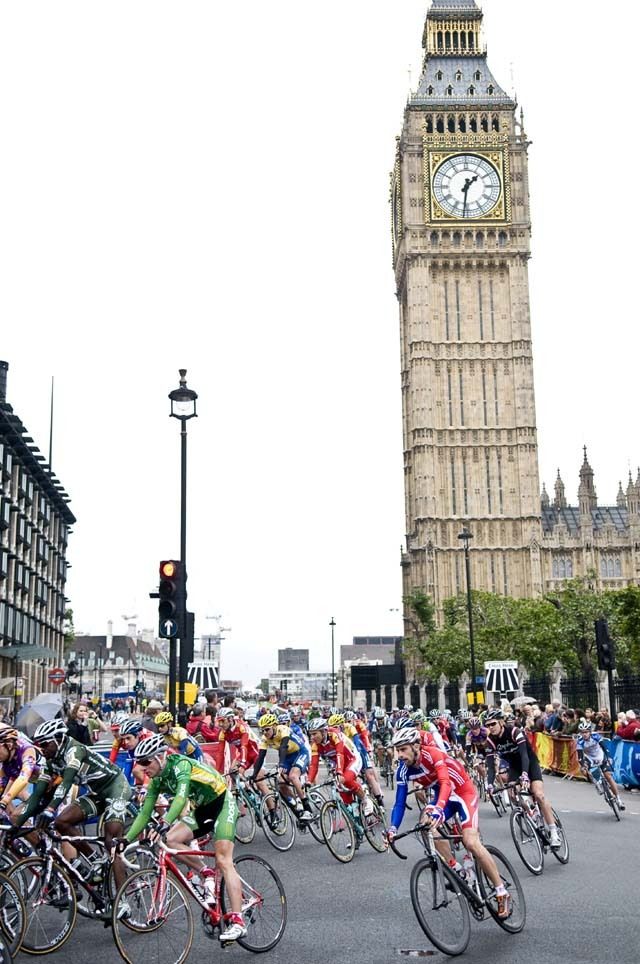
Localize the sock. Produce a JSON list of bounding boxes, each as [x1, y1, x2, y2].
[[495, 885, 507, 896]]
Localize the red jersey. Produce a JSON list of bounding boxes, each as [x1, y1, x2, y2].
[[218, 722, 259, 768], [187, 716, 220, 742], [309, 727, 358, 782], [397, 743, 474, 810]]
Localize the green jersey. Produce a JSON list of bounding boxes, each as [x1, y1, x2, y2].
[[126, 753, 227, 841]]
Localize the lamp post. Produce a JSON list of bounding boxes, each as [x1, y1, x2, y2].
[[458, 527, 477, 711], [169, 369, 198, 717], [329, 617, 336, 708]]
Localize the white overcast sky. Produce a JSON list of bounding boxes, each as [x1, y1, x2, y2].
[[1, 1, 638, 686]]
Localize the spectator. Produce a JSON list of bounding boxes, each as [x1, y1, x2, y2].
[[544, 700, 564, 733], [561, 709, 580, 736], [186, 705, 206, 742], [616, 710, 640, 741], [86, 708, 110, 744], [594, 708, 612, 733], [141, 699, 163, 732], [66, 703, 92, 745]]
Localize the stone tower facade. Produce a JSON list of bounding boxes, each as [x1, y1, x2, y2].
[[393, 0, 543, 612]]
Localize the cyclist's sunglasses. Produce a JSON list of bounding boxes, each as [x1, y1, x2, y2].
[[137, 757, 154, 767]]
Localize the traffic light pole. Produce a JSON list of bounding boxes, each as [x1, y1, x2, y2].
[[177, 417, 188, 718]]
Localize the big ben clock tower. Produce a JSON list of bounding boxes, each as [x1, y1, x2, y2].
[[393, 0, 543, 612]]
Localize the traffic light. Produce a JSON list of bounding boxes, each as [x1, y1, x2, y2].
[[595, 619, 616, 671], [158, 560, 185, 639]]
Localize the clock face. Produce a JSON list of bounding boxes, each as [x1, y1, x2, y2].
[[432, 154, 501, 219]]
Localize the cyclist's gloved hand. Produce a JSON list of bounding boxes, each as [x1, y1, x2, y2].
[[111, 837, 127, 856], [37, 808, 56, 828], [386, 826, 397, 840], [148, 819, 170, 842], [421, 805, 445, 827], [520, 773, 530, 789]]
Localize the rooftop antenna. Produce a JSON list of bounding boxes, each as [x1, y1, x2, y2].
[[48, 376, 54, 468]]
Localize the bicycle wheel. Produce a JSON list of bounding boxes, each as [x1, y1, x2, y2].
[[235, 791, 257, 844], [359, 800, 388, 853], [410, 858, 471, 956], [306, 790, 326, 844], [488, 790, 504, 818], [0, 871, 26, 955], [549, 809, 569, 864], [320, 801, 355, 863], [602, 784, 621, 822], [0, 934, 12, 964], [6, 856, 77, 955], [509, 809, 544, 875], [220, 854, 287, 952], [112, 868, 194, 964], [259, 794, 296, 852], [478, 845, 526, 934]]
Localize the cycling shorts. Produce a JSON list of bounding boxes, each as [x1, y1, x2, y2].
[[358, 747, 375, 770], [281, 748, 310, 774], [75, 774, 132, 825], [588, 760, 612, 775], [192, 789, 237, 842], [441, 786, 479, 832]]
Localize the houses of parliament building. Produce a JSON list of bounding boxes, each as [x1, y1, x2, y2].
[[393, 1, 640, 614]]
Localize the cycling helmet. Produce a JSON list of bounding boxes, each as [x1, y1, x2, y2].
[[391, 727, 421, 748], [344, 710, 356, 722], [374, 708, 386, 719], [0, 725, 19, 743], [154, 711, 173, 726], [429, 709, 440, 719], [327, 713, 345, 727], [483, 709, 504, 723], [468, 717, 482, 728], [307, 718, 329, 733], [403, 704, 413, 712], [410, 710, 425, 723], [458, 709, 472, 720], [277, 712, 291, 725], [218, 708, 236, 720], [33, 719, 68, 747], [111, 711, 129, 726], [119, 719, 144, 738], [578, 721, 593, 732], [134, 734, 169, 761], [395, 716, 416, 731], [258, 713, 278, 729]]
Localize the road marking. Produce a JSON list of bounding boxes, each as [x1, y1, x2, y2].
[[397, 952, 436, 958]]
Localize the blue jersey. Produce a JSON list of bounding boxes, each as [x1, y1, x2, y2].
[[576, 733, 606, 766]]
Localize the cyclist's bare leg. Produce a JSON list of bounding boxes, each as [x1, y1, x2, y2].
[[164, 820, 204, 874], [363, 767, 383, 800], [215, 838, 242, 916], [461, 826, 503, 890], [530, 779, 556, 827]]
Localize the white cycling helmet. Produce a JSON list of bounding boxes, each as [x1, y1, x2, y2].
[[307, 718, 329, 733], [218, 708, 236, 720], [391, 727, 421, 748], [134, 733, 169, 761], [33, 719, 68, 747]]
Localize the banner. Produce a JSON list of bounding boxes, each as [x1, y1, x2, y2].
[[603, 738, 640, 789], [529, 731, 583, 779]]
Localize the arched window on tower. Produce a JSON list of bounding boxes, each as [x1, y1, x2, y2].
[[476, 231, 484, 248], [470, 116, 478, 132], [488, 84, 495, 95], [427, 85, 434, 96], [446, 86, 454, 97], [426, 115, 434, 133], [448, 114, 456, 132], [455, 70, 462, 82], [468, 85, 476, 96], [458, 115, 466, 132], [437, 116, 445, 133], [460, 32, 467, 51], [430, 231, 439, 247], [474, 70, 481, 81], [492, 115, 500, 131], [453, 31, 459, 50], [481, 115, 489, 132], [445, 31, 451, 50], [436, 70, 443, 81], [468, 31, 475, 50], [453, 231, 461, 247], [498, 231, 508, 247], [437, 31, 443, 50]]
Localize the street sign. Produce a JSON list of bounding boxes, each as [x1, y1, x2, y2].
[[48, 668, 66, 685], [160, 618, 178, 638]]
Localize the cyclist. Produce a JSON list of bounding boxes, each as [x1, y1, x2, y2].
[[110, 718, 156, 785], [387, 727, 512, 919], [370, 707, 394, 772], [0, 725, 43, 814], [155, 711, 203, 760], [251, 712, 314, 821], [307, 718, 373, 815], [334, 712, 384, 808], [576, 721, 625, 810], [483, 708, 562, 848], [217, 708, 259, 776], [410, 710, 447, 750], [18, 719, 131, 892], [118, 733, 246, 945]]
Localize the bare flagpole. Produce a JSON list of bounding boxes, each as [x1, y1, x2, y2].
[[48, 376, 54, 467]]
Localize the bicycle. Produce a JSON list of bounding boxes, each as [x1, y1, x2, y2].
[[375, 744, 395, 789], [0, 869, 26, 958], [388, 819, 526, 956], [111, 837, 287, 964], [319, 776, 388, 863], [506, 781, 569, 875], [4, 825, 142, 953], [583, 763, 622, 821]]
